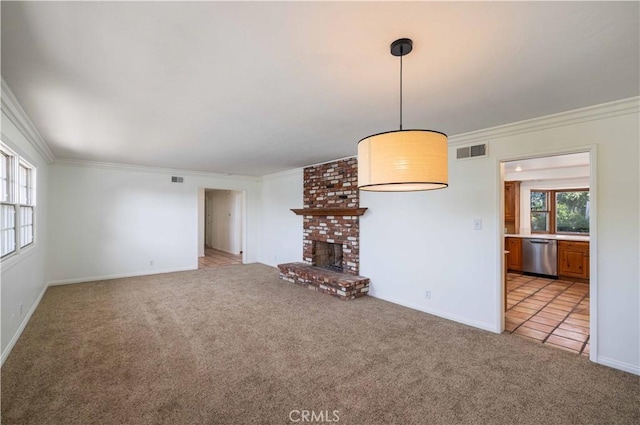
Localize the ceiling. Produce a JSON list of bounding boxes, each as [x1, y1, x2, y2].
[[2, 2, 638, 176], [504, 152, 590, 182], [504, 152, 589, 174]]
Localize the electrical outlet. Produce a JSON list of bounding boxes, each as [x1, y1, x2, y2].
[[19, 303, 23, 317], [474, 218, 483, 230], [425, 290, 431, 300]]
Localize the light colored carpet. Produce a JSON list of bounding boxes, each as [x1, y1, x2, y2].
[[2, 264, 638, 424]]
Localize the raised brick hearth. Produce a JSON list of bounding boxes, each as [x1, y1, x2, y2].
[[278, 158, 370, 300], [278, 263, 369, 300]]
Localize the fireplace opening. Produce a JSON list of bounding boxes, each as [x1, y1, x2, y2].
[[313, 241, 343, 272]]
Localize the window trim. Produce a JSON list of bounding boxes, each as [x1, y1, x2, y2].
[[530, 190, 552, 234], [1, 142, 36, 261], [531, 188, 590, 235]]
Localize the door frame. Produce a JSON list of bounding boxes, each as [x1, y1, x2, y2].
[[205, 193, 214, 248], [497, 144, 597, 362], [199, 187, 247, 264]]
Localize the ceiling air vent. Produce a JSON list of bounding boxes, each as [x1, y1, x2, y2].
[[456, 143, 488, 160], [171, 176, 184, 183]]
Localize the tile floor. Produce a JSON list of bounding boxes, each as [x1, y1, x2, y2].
[[198, 248, 242, 269], [504, 273, 590, 356]]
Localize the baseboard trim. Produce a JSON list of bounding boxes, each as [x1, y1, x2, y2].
[[258, 260, 279, 269], [47, 266, 197, 286], [258, 260, 278, 269], [597, 356, 640, 376], [209, 247, 239, 256], [369, 292, 498, 333], [1, 284, 48, 366]]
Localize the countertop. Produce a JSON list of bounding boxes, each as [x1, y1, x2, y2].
[[505, 233, 590, 242]]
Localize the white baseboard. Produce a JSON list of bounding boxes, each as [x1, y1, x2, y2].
[[368, 291, 498, 333], [258, 261, 282, 270], [597, 356, 640, 376], [47, 266, 197, 286], [1, 284, 48, 366], [258, 260, 278, 269]]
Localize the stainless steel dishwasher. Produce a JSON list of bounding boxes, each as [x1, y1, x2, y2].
[[522, 238, 558, 277]]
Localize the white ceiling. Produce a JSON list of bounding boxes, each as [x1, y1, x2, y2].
[[504, 152, 590, 182], [504, 152, 590, 173], [2, 2, 638, 176]]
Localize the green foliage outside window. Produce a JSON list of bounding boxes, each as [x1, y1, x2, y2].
[[530, 191, 547, 211], [556, 191, 589, 233], [531, 212, 548, 232]]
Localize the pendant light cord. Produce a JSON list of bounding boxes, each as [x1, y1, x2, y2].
[[400, 46, 403, 130]]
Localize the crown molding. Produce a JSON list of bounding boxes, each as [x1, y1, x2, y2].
[[302, 155, 357, 169], [53, 158, 260, 182], [448, 96, 640, 146], [1, 78, 56, 163], [260, 97, 639, 177], [260, 167, 304, 180], [260, 155, 357, 180], [3, 74, 636, 173]]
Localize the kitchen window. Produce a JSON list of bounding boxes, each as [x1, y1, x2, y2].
[[530, 191, 550, 233], [530, 189, 589, 235], [1, 143, 36, 259]]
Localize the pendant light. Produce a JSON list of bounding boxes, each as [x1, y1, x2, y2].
[[358, 38, 448, 192]]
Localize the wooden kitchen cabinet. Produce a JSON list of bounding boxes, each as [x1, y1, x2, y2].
[[506, 237, 523, 272], [558, 241, 590, 280], [504, 181, 520, 233]]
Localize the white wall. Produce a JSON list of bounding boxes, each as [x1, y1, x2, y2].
[[258, 169, 303, 267], [1, 106, 50, 363], [258, 102, 640, 375], [361, 156, 499, 331], [48, 164, 260, 284], [205, 189, 243, 255]]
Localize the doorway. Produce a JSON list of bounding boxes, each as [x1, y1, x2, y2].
[[500, 150, 594, 358], [198, 188, 245, 269]]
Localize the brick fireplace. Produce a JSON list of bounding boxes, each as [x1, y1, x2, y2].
[[278, 158, 370, 300], [301, 158, 361, 275], [313, 241, 343, 272]]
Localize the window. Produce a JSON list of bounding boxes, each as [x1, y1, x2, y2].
[[555, 190, 589, 234], [19, 163, 34, 247], [530, 191, 550, 232], [1, 143, 35, 259], [530, 189, 589, 235]]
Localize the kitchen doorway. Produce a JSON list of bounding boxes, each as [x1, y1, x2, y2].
[[500, 150, 595, 359]]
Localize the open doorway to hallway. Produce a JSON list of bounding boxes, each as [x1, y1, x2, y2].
[[501, 152, 593, 356], [198, 188, 244, 269], [199, 248, 242, 268]]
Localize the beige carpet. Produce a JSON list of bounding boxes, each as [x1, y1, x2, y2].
[[2, 264, 638, 425]]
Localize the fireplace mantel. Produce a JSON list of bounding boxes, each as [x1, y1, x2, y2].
[[290, 207, 368, 217]]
